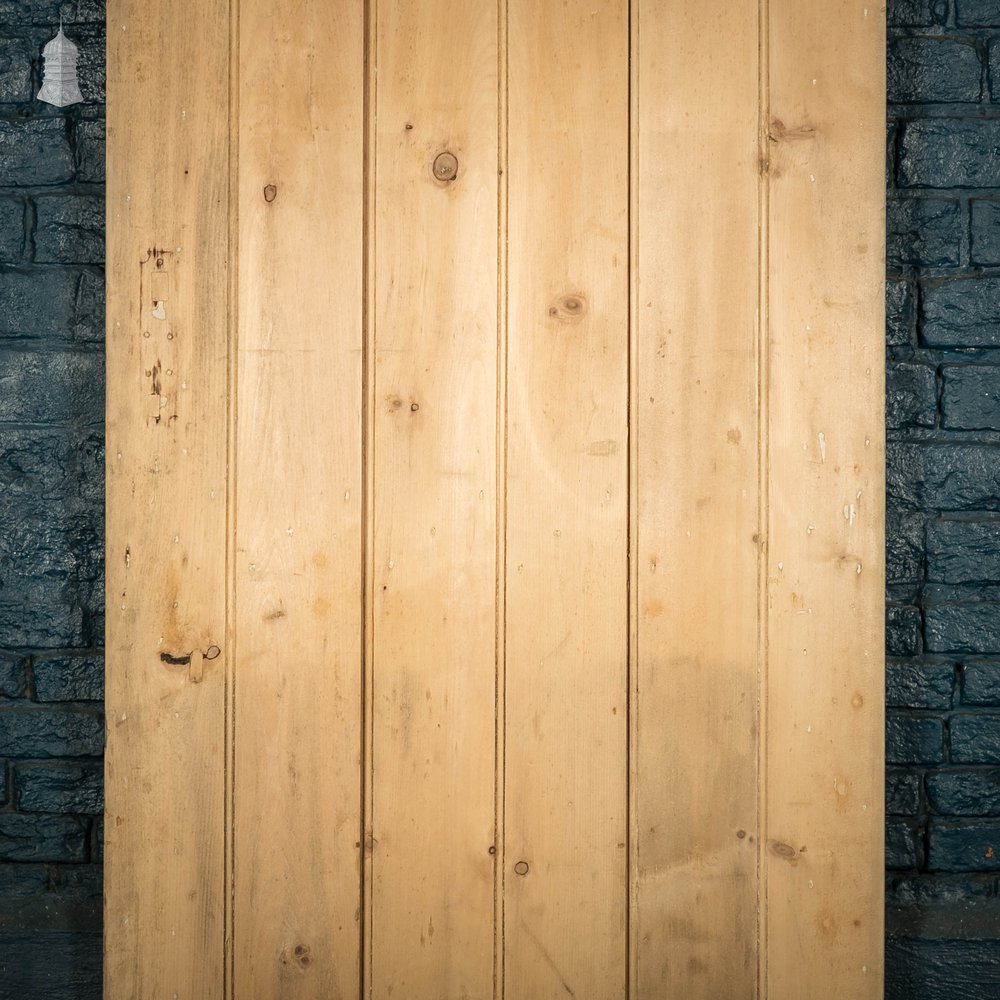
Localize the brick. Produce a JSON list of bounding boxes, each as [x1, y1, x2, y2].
[[0, 36, 33, 104], [888, 819, 922, 869], [887, 938, 1000, 1000], [888, 714, 945, 763], [928, 519, 1000, 582], [888, 443, 1000, 512], [0, 349, 103, 424], [888, 769, 922, 814], [74, 119, 103, 183], [0, 446, 103, 648], [0, 813, 86, 863], [0, 707, 102, 758], [0, 656, 26, 698], [923, 278, 1000, 348], [33, 196, 103, 264], [957, 0, 1000, 25], [928, 769, 1000, 814], [32, 655, 102, 702], [13, 764, 101, 814], [0, 1, 110, 25], [927, 604, 1000, 654], [889, 0, 949, 25], [91, 815, 101, 863], [888, 510, 925, 584], [899, 120, 1000, 189], [888, 604, 923, 655], [0, 931, 101, 1000], [887, 279, 916, 345], [887, 361, 937, 429], [886, 873, 999, 906], [888, 197, 962, 268], [952, 714, 1000, 761], [929, 821, 1000, 870], [0, 268, 104, 342], [888, 661, 956, 709], [0, 197, 23, 262], [889, 37, 982, 104], [72, 23, 104, 106], [964, 661, 1000, 704], [0, 864, 100, 931], [942, 365, 1000, 430], [971, 199, 1000, 264], [0, 118, 73, 186]]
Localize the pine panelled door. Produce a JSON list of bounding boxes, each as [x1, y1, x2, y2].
[[104, 1, 885, 997]]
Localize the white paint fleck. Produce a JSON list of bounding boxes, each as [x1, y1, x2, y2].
[[812, 78, 818, 86], [388, 559, 395, 569], [286, 526, 293, 536], [808, 879, 814, 888], [344, 490, 351, 501], [809, 174, 816, 183], [818, 432, 827, 462], [173, 535, 179, 544], [806, 724, 813, 733], [152, 300, 166, 320], [844, 503, 857, 525], [862, 965, 869, 974], [806, 524, 815, 534], [856, 563, 863, 575], [778, 561, 784, 570]]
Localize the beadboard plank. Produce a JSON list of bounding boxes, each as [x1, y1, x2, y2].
[[763, 0, 886, 995], [232, 1, 365, 996], [367, 2, 499, 996], [633, 0, 761, 995], [504, 1, 630, 995], [104, 1, 230, 996]]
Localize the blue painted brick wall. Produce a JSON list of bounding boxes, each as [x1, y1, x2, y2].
[[888, 0, 1000, 994], [1, 0, 999, 995], [0, 2, 104, 998]]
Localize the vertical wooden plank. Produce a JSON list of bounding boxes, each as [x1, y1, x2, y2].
[[104, 2, 230, 997], [633, 0, 761, 995], [368, 2, 499, 996], [232, 1, 365, 996], [764, 0, 885, 995], [504, 2, 629, 996]]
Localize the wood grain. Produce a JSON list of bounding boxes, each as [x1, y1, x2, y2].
[[505, 2, 630, 996], [367, 2, 499, 996], [104, 1, 230, 996], [633, 0, 761, 995], [232, 1, 365, 997], [763, 0, 885, 995]]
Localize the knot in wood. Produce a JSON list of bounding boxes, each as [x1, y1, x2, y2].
[[263, 184, 278, 203], [432, 151, 459, 183]]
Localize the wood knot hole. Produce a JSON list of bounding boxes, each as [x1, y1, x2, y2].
[[514, 860, 529, 876], [263, 184, 278, 203], [549, 294, 588, 323], [293, 944, 311, 968], [204, 645, 221, 660], [433, 151, 459, 183]]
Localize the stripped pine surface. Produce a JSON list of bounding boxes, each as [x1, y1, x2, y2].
[[633, 0, 762, 995], [763, 0, 886, 995], [367, 2, 500, 997], [104, 1, 230, 997], [233, 1, 365, 996], [504, 1, 630, 996], [105, 2, 885, 996]]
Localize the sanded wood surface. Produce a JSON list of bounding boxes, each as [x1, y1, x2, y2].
[[367, 3, 499, 996], [232, 1, 365, 996], [633, 1, 761, 995], [104, 2, 230, 997], [763, 1, 886, 995], [106, 2, 885, 996], [504, 2, 630, 996]]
